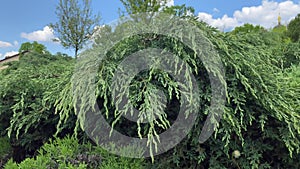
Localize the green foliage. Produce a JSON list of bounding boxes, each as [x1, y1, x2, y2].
[[50, 0, 100, 57], [231, 24, 295, 69], [120, 0, 195, 18], [163, 4, 195, 17], [74, 14, 215, 162], [231, 23, 266, 34], [1, 2, 300, 168], [141, 20, 299, 168], [280, 41, 300, 68], [18, 41, 50, 54], [120, 0, 163, 14], [287, 13, 300, 42], [0, 137, 12, 167], [4, 136, 88, 169], [0, 137, 12, 157], [93, 145, 147, 169], [5, 156, 54, 169], [272, 24, 287, 34], [0, 52, 75, 161], [4, 136, 146, 169], [36, 136, 93, 168], [68, 13, 300, 168]]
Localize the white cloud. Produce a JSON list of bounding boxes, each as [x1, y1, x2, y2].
[[197, 0, 300, 31], [159, 0, 174, 7], [21, 26, 55, 42], [0, 41, 13, 48], [13, 41, 19, 47], [213, 8, 220, 13], [4, 51, 18, 57], [165, 0, 174, 7], [198, 13, 239, 31], [0, 53, 3, 59]]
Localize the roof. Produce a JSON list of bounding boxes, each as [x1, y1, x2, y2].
[[0, 51, 29, 64], [0, 51, 30, 70]]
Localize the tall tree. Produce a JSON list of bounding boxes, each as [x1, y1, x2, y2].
[[120, 0, 194, 16], [50, 0, 100, 58], [120, 0, 164, 14], [287, 13, 300, 42], [162, 4, 195, 17]]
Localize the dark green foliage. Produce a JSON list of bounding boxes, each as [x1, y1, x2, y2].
[[281, 41, 300, 68], [0, 2, 299, 168], [0, 52, 75, 162], [287, 13, 300, 42], [128, 18, 299, 168], [0, 137, 12, 167], [68, 14, 300, 168]]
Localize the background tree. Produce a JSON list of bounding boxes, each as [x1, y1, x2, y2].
[[120, 0, 164, 14], [287, 13, 300, 42], [50, 0, 100, 58], [231, 23, 265, 34], [163, 4, 195, 17], [18, 41, 49, 54], [120, 0, 194, 17]]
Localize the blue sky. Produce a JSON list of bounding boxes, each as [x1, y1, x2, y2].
[[1, 0, 300, 58]]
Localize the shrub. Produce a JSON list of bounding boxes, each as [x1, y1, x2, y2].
[[0, 52, 76, 162], [65, 15, 300, 168], [4, 136, 146, 169]]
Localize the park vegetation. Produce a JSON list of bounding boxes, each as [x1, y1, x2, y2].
[[0, 0, 299, 168]]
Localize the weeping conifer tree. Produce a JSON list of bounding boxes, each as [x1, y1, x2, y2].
[[1, 1, 299, 168]]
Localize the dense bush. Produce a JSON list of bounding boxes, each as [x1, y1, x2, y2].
[[62, 15, 299, 168], [0, 12, 299, 169], [148, 20, 300, 168], [287, 13, 300, 42], [0, 52, 76, 162]]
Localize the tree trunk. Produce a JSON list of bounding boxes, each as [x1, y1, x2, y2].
[[75, 47, 78, 58]]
